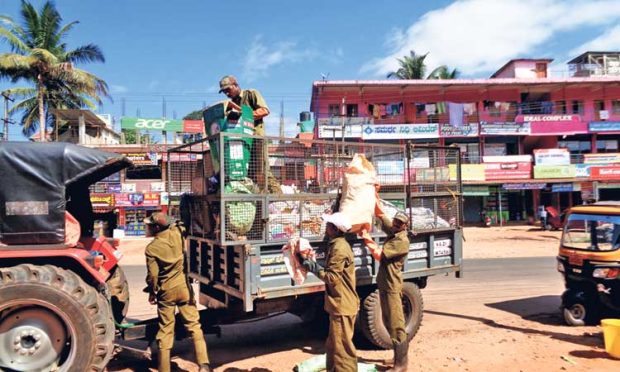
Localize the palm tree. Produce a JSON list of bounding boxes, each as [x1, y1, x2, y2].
[[427, 65, 460, 79], [387, 51, 429, 79], [0, 0, 109, 141]]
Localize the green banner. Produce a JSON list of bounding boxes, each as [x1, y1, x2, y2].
[[121, 117, 183, 132], [534, 165, 576, 179], [463, 186, 490, 196]]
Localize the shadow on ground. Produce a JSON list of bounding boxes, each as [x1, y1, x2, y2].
[[485, 295, 563, 326]]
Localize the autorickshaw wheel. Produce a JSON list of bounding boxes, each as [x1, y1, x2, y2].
[[0, 264, 115, 371], [106, 265, 130, 324], [563, 303, 591, 326], [358, 282, 424, 349]]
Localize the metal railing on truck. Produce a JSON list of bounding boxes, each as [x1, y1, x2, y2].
[[167, 134, 463, 312]]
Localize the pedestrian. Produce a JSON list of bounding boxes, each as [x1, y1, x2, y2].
[[378, 212, 411, 371], [218, 75, 280, 193], [299, 212, 359, 372], [539, 205, 548, 229], [144, 212, 212, 372]]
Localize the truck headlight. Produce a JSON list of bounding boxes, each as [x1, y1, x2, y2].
[[557, 261, 565, 273], [593, 268, 620, 279]]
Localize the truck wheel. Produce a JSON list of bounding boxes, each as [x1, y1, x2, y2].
[[358, 282, 424, 349], [106, 265, 130, 324], [0, 264, 115, 371]]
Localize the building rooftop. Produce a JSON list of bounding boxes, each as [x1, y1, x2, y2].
[[490, 58, 554, 78], [568, 51, 620, 64]]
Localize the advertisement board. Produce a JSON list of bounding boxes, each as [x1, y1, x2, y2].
[[484, 162, 532, 180], [121, 117, 184, 132], [440, 123, 479, 137], [182, 120, 204, 133], [90, 193, 114, 208], [551, 183, 573, 192], [533, 148, 570, 165], [533, 165, 576, 179], [317, 124, 363, 138], [123, 152, 158, 166], [502, 183, 546, 190], [480, 122, 530, 135], [589, 121, 620, 132], [590, 166, 620, 180], [115, 192, 160, 207], [482, 155, 532, 163], [463, 186, 490, 196], [583, 153, 620, 164], [449, 164, 485, 181], [575, 164, 591, 178], [516, 114, 580, 123], [361, 124, 439, 140]]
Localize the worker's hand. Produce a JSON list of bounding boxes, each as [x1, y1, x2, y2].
[[302, 259, 322, 275], [227, 101, 241, 111], [148, 293, 157, 305]]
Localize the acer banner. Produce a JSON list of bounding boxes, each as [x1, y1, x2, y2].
[[121, 117, 183, 132]]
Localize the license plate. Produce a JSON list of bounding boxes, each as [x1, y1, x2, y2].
[[568, 254, 584, 266]]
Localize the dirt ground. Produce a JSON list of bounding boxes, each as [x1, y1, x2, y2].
[[109, 226, 620, 371]]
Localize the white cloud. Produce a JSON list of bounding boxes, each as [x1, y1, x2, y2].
[[242, 36, 343, 81], [263, 115, 299, 137], [570, 25, 620, 56], [362, 0, 620, 77], [110, 84, 128, 93]]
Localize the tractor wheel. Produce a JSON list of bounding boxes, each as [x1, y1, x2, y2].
[[358, 282, 424, 349], [0, 264, 115, 371], [106, 265, 130, 324]]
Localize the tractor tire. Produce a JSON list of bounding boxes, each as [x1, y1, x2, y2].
[[0, 264, 115, 372], [106, 265, 130, 324], [358, 282, 424, 349]]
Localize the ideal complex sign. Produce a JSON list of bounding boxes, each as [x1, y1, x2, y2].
[[361, 124, 439, 140]]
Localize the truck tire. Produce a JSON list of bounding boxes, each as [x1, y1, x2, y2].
[[0, 264, 115, 371], [106, 265, 130, 324], [358, 282, 424, 349]]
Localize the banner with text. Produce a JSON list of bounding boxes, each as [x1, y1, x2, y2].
[[121, 117, 184, 132], [440, 123, 479, 137], [533, 165, 576, 179], [484, 162, 532, 180], [361, 124, 439, 140], [589, 121, 620, 132], [480, 122, 531, 135], [534, 148, 571, 166]]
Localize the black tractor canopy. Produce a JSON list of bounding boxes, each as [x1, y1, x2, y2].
[[0, 142, 132, 245]]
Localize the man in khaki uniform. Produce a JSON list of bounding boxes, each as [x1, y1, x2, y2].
[[378, 212, 411, 371], [144, 212, 212, 372], [300, 212, 359, 372], [219, 75, 280, 193]]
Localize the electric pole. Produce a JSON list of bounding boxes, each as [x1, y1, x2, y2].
[[279, 100, 285, 139], [2, 92, 14, 141]]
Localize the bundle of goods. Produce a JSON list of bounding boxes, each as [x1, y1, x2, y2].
[[282, 237, 315, 285], [408, 207, 451, 230], [224, 178, 257, 237]]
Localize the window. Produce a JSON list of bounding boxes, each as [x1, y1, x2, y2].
[[328, 104, 340, 117], [562, 214, 620, 251], [594, 100, 606, 111], [555, 100, 567, 114], [346, 104, 358, 117], [571, 100, 584, 115], [612, 100, 620, 114]]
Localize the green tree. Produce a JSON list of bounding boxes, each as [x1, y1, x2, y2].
[[0, 0, 109, 140], [387, 51, 428, 79], [387, 50, 459, 80], [121, 129, 155, 145]]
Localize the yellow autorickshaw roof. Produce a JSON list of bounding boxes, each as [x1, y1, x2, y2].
[[570, 201, 620, 215]]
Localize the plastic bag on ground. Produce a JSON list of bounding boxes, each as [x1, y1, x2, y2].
[[282, 237, 315, 285], [293, 354, 377, 372]]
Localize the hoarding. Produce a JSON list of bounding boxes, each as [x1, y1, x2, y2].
[[449, 164, 485, 181], [480, 122, 531, 135], [361, 124, 439, 140], [502, 183, 546, 190], [484, 162, 532, 180], [182, 120, 204, 133], [588, 121, 620, 132], [114, 192, 160, 207], [483, 155, 532, 163], [533, 165, 576, 179], [533, 148, 570, 166], [440, 123, 479, 137], [123, 152, 158, 166], [463, 186, 490, 196], [590, 166, 620, 180], [121, 117, 184, 132], [90, 193, 114, 207], [583, 153, 620, 164]]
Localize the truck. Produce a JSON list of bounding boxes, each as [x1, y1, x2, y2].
[[166, 104, 464, 348], [0, 142, 132, 371]]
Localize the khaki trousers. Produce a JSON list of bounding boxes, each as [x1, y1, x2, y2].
[[380, 290, 407, 344], [326, 314, 357, 372], [156, 284, 209, 372]]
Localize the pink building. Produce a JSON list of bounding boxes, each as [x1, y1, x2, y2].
[[309, 52, 620, 224]]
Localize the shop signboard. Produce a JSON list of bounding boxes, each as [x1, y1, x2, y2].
[[590, 166, 620, 180], [480, 122, 530, 135], [483, 155, 532, 163], [163, 153, 198, 162], [90, 193, 114, 207], [533, 165, 576, 179], [121, 117, 184, 132], [123, 152, 158, 166], [484, 162, 532, 180], [108, 184, 122, 193], [114, 192, 160, 207], [151, 182, 165, 192], [182, 120, 204, 133], [463, 185, 490, 196], [581, 182, 596, 201], [440, 123, 479, 137], [533, 148, 570, 165], [589, 121, 620, 132], [575, 164, 591, 178], [516, 114, 581, 123], [361, 123, 439, 140], [551, 183, 573, 192], [415, 167, 449, 182], [598, 182, 620, 189], [449, 164, 485, 181], [376, 160, 405, 184], [317, 124, 363, 138], [502, 183, 546, 190], [121, 183, 136, 193], [583, 153, 620, 164], [483, 144, 507, 156]]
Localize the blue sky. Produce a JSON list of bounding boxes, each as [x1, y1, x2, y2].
[[2, 0, 620, 141]]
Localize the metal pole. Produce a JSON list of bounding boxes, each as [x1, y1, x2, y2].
[[2, 92, 13, 141], [498, 188, 503, 227]]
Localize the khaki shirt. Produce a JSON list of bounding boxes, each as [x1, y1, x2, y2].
[[145, 226, 187, 295], [319, 236, 359, 316], [377, 216, 410, 293], [232, 89, 269, 131]]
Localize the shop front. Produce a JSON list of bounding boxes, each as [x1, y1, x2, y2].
[[115, 192, 161, 236]]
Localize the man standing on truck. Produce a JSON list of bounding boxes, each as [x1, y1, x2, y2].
[[144, 213, 212, 372], [378, 212, 411, 372], [219, 75, 280, 193], [299, 212, 359, 371]]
